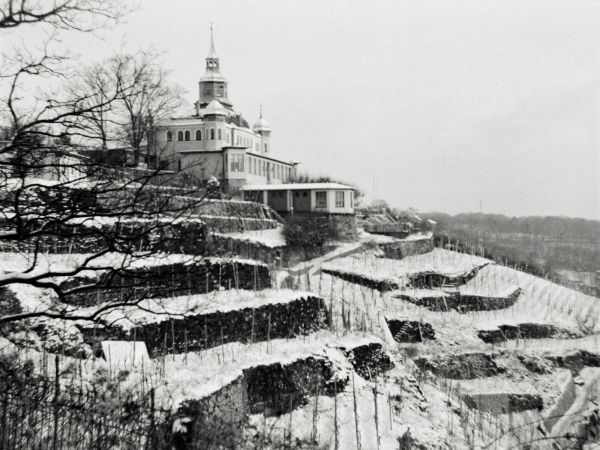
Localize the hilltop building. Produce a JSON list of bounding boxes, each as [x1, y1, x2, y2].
[[150, 29, 297, 195]]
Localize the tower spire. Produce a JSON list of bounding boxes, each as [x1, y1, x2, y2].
[[207, 23, 218, 60]]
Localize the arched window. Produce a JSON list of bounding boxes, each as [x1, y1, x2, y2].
[[196, 130, 201, 141], [184, 130, 190, 141], [218, 129, 222, 140], [210, 128, 215, 140], [177, 131, 184, 141], [166, 131, 173, 142]]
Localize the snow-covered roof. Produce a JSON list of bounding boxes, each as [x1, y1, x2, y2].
[[155, 117, 204, 127], [253, 117, 271, 132], [241, 182, 355, 191], [199, 72, 227, 83], [203, 98, 230, 116]]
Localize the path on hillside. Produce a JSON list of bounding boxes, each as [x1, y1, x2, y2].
[[548, 367, 600, 446]]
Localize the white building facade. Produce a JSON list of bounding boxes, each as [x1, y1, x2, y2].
[[150, 29, 297, 195]]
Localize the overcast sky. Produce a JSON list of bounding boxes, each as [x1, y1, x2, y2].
[[7, 0, 600, 219]]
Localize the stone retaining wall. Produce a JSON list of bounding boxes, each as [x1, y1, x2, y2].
[[386, 319, 436, 343], [414, 353, 504, 379], [548, 351, 600, 373], [0, 219, 207, 255], [62, 259, 270, 306], [173, 376, 247, 450], [396, 287, 521, 312], [477, 322, 573, 344], [169, 353, 346, 448], [463, 392, 543, 414], [380, 237, 434, 260], [80, 295, 329, 357], [339, 342, 394, 380], [321, 269, 401, 291], [407, 265, 488, 289]]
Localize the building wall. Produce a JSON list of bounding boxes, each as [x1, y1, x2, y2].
[[266, 190, 288, 212], [311, 190, 354, 214], [181, 152, 224, 181], [292, 190, 312, 212]]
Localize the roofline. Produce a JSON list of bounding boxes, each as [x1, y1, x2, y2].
[[241, 183, 355, 191]]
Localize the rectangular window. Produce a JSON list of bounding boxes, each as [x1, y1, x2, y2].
[[218, 129, 222, 140], [230, 154, 245, 172], [335, 191, 345, 208], [316, 191, 327, 208], [210, 129, 215, 140]]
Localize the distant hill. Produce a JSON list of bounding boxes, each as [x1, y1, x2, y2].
[[420, 212, 600, 296]]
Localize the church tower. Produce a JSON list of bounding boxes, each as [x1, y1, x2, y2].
[[197, 26, 232, 111]]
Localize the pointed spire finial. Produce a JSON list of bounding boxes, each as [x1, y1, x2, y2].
[[207, 23, 218, 60], [259, 103, 263, 119]]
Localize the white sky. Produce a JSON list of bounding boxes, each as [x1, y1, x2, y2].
[[4, 0, 600, 219]]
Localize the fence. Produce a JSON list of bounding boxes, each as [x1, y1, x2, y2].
[[0, 355, 170, 450]]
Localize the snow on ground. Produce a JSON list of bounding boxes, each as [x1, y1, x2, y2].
[[213, 225, 287, 248], [0, 251, 265, 279], [313, 250, 600, 352], [322, 248, 490, 287], [156, 331, 354, 409], [79, 289, 316, 330]]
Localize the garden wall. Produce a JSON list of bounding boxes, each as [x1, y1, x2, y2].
[[62, 259, 271, 306]]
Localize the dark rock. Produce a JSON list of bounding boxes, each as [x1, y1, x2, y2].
[[414, 353, 504, 379], [463, 392, 543, 414], [340, 342, 394, 380], [386, 319, 435, 343]]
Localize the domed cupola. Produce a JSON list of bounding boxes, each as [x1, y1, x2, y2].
[[198, 26, 233, 109], [202, 98, 229, 121], [253, 106, 271, 134]]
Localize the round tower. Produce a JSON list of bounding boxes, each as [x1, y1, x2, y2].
[[253, 105, 271, 155]]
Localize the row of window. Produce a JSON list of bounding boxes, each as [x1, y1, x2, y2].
[[315, 191, 346, 208], [167, 129, 222, 142], [166, 129, 268, 154], [228, 154, 291, 180]]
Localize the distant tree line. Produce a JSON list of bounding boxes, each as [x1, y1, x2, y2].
[[424, 212, 600, 275]]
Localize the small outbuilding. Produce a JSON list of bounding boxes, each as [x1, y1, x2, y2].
[[241, 183, 355, 215]]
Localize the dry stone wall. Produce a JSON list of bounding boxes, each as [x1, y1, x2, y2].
[[80, 295, 330, 357], [386, 319, 436, 343], [414, 353, 505, 379], [62, 259, 270, 306], [463, 392, 543, 414], [380, 237, 434, 260], [339, 342, 394, 380], [478, 322, 575, 344], [396, 287, 521, 312]]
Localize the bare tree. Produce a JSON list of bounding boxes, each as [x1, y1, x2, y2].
[[0, 0, 128, 30], [0, 0, 209, 327], [116, 50, 184, 166]]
